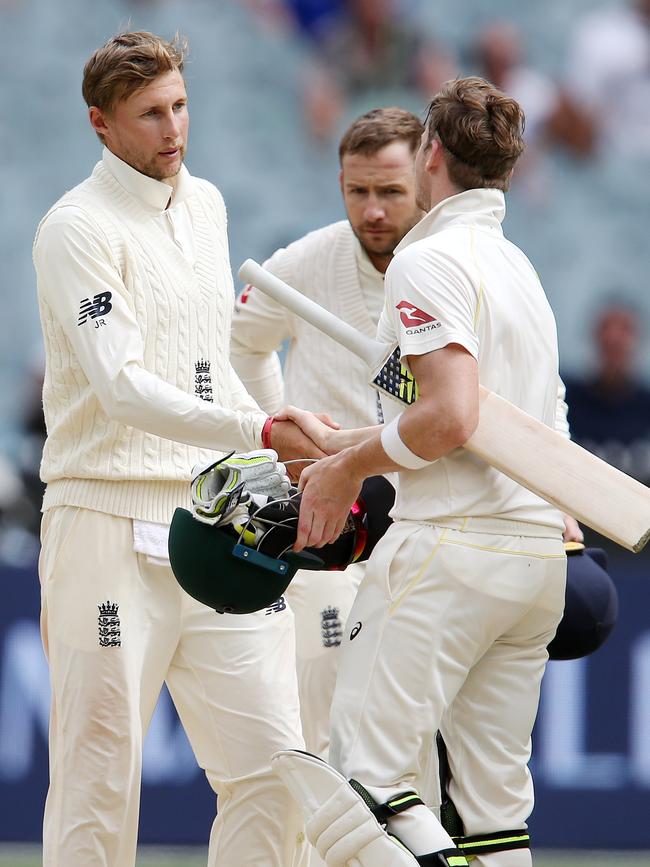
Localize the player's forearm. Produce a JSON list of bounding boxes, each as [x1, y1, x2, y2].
[[395, 393, 478, 462], [334, 401, 474, 480], [336, 432, 403, 480], [230, 348, 285, 414], [326, 424, 382, 453], [103, 361, 267, 452]]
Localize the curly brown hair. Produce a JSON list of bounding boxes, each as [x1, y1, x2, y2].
[[425, 76, 526, 192]]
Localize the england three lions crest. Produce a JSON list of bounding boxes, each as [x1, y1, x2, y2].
[[98, 601, 121, 647], [195, 359, 214, 402]]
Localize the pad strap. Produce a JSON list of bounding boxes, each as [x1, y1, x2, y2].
[[350, 780, 425, 824], [417, 847, 469, 866], [455, 829, 530, 856]]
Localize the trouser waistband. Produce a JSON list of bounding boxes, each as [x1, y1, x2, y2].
[[402, 516, 563, 539]]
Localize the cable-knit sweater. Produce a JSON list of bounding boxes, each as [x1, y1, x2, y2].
[[231, 221, 384, 429], [33, 155, 265, 524]]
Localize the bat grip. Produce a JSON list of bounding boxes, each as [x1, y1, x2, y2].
[[238, 259, 389, 370]]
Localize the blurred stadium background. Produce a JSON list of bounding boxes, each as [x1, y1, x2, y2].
[[1, 0, 650, 862]]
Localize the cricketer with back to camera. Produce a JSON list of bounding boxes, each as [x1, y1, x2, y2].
[[269, 76, 574, 867], [231, 106, 582, 772]]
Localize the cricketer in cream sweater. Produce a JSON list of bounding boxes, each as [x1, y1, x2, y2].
[[31, 31, 312, 867], [232, 220, 387, 759], [231, 108, 426, 767]]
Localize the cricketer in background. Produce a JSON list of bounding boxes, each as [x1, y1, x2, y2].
[[231, 107, 423, 760]]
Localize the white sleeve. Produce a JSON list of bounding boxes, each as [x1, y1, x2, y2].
[[386, 246, 479, 361], [555, 376, 571, 440], [230, 247, 295, 413], [34, 207, 266, 452]]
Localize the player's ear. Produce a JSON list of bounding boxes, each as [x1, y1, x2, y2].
[[426, 137, 444, 172], [338, 169, 344, 196], [89, 105, 110, 139]]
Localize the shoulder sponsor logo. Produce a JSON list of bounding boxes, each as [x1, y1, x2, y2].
[[78, 292, 113, 327], [396, 300, 442, 334], [350, 621, 362, 640], [238, 284, 253, 305]]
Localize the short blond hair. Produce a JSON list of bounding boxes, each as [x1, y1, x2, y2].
[[82, 30, 187, 112], [425, 76, 525, 192]]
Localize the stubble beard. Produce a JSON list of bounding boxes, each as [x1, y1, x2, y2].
[[355, 214, 422, 261], [350, 221, 399, 260], [134, 144, 186, 182]]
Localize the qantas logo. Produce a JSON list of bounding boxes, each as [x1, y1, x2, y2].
[[396, 301, 436, 329], [396, 300, 442, 335]]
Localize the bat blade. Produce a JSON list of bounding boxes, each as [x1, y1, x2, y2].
[[238, 258, 650, 552], [469, 390, 650, 552]]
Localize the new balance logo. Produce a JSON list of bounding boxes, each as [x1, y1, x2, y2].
[[265, 596, 287, 615], [98, 600, 121, 647], [78, 292, 113, 326]]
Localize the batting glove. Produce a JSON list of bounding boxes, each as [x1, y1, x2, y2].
[[191, 449, 290, 525]]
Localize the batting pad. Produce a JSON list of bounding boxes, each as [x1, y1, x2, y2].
[[271, 749, 418, 866]]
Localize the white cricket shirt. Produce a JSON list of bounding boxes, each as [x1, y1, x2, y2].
[[378, 187, 564, 531]]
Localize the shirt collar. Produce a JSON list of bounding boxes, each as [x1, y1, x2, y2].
[[102, 146, 194, 213], [394, 188, 506, 254]]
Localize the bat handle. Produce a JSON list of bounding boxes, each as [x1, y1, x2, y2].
[[238, 259, 389, 370]]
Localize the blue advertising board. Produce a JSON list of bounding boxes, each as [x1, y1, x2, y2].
[[1, 542, 649, 849]]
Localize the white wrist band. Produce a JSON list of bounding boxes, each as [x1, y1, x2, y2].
[[380, 414, 432, 470]]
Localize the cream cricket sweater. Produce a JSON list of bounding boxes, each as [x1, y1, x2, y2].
[[231, 221, 385, 428], [33, 152, 266, 524]]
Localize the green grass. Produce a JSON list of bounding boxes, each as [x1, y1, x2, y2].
[[1, 848, 650, 866]]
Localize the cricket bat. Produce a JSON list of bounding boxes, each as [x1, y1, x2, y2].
[[238, 258, 650, 553]]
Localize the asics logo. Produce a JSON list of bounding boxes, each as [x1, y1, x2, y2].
[[350, 621, 362, 640]]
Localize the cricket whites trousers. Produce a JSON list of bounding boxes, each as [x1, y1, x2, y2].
[[329, 518, 567, 867], [39, 506, 309, 867]]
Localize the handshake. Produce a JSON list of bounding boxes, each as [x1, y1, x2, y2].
[[191, 403, 347, 526], [261, 406, 345, 482]]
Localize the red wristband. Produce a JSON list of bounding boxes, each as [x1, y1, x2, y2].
[[261, 416, 275, 449]]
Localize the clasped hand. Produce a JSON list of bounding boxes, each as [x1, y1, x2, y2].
[[272, 405, 363, 551], [268, 407, 341, 482]]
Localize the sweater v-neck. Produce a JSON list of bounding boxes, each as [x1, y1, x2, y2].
[[334, 223, 383, 339], [93, 159, 211, 303]]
